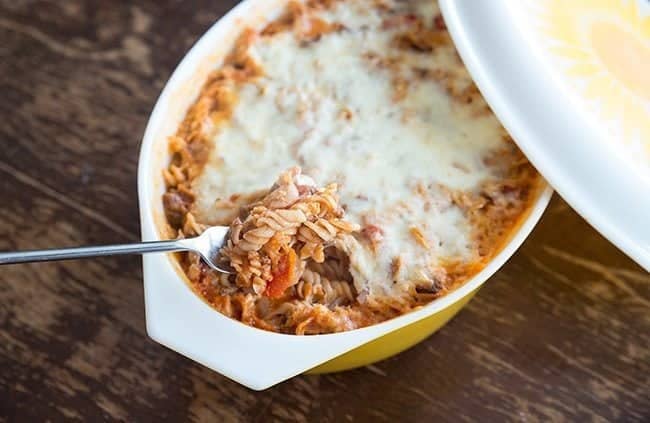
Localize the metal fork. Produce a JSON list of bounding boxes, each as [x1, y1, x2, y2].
[[0, 226, 232, 273]]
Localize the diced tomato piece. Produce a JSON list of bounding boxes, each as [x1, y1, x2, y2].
[[265, 249, 298, 298], [382, 13, 418, 29], [434, 14, 446, 30], [362, 224, 384, 244]]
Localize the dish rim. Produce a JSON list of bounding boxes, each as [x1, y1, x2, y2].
[[137, 0, 554, 390]]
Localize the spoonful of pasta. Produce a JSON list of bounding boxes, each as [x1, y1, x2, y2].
[[0, 167, 359, 297]]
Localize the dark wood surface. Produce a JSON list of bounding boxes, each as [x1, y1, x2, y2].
[[0, 1, 648, 421]]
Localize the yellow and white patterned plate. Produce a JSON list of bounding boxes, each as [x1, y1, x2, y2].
[[441, 0, 650, 270], [525, 0, 650, 173]]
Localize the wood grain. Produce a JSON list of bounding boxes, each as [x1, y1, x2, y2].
[[0, 1, 648, 421]]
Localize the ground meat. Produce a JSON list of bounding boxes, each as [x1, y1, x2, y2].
[[163, 190, 194, 227]]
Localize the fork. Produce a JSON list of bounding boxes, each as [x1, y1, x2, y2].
[[0, 226, 232, 273]]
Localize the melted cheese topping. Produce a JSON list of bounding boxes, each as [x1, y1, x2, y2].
[[191, 0, 514, 299]]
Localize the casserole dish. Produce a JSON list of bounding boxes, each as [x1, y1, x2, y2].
[[138, 0, 553, 389]]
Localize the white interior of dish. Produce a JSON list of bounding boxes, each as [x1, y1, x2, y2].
[[137, 0, 553, 390]]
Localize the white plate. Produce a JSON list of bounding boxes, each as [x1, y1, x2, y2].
[[440, 0, 650, 270]]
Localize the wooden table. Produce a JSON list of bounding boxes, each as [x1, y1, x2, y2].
[[1, 1, 648, 421]]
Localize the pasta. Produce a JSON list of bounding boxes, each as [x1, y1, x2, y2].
[[162, 0, 542, 334], [219, 167, 359, 298]]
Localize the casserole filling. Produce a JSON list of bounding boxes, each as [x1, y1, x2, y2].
[[162, 0, 541, 334]]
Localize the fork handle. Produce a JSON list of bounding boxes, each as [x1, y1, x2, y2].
[[0, 240, 189, 265]]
